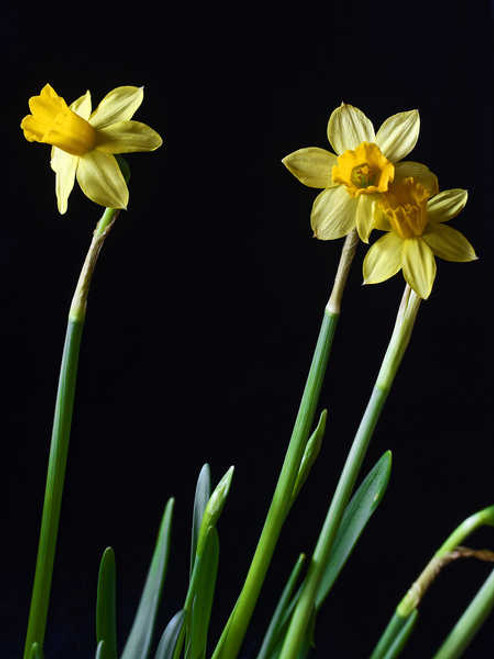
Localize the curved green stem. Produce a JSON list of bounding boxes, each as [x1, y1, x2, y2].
[[371, 505, 494, 658], [23, 208, 119, 657]]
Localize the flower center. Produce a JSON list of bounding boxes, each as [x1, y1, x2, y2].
[[332, 142, 394, 197], [350, 164, 379, 188], [379, 177, 430, 239], [21, 84, 96, 156]]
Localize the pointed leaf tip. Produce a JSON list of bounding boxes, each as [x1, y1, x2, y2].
[[154, 610, 185, 659], [191, 464, 212, 576], [121, 498, 174, 659]]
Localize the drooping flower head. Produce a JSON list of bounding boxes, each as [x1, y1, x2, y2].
[[21, 84, 162, 214], [282, 103, 437, 242], [363, 175, 477, 299]]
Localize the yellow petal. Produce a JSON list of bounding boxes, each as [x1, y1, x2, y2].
[[70, 91, 92, 120], [375, 110, 419, 163], [394, 161, 439, 195], [402, 238, 436, 299], [89, 86, 144, 129], [422, 223, 477, 262], [427, 189, 468, 223], [50, 147, 78, 214], [76, 151, 128, 209], [355, 194, 376, 243], [282, 147, 337, 188], [327, 103, 375, 155], [94, 120, 163, 154], [363, 232, 403, 283], [373, 204, 392, 232], [310, 185, 357, 240]]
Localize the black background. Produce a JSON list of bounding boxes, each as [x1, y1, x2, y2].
[[3, 2, 494, 658]]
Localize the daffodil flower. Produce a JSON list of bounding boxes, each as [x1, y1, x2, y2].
[[282, 103, 437, 242], [363, 176, 477, 299], [21, 84, 162, 214]]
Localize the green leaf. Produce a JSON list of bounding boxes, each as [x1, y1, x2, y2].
[[96, 547, 117, 659], [371, 611, 411, 659], [262, 452, 392, 658], [291, 410, 327, 505], [433, 566, 494, 659], [183, 468, 233, 657], [257, 554, 306, 659], [121, 498, 175, 659], [382, 610, 418, 659], [29, 643, 43, 659], [190, 464, 211, 577], [186, 528, 220, 659], [264, 605, 315, 659], [196, 466, 234, 557], [154, 611, 185, 659], [316, 450, 392, 608]]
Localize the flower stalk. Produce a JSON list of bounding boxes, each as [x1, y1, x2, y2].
[[212, 231, 359, 659], [24, 207, 119, 658], [279, 285, 421, 659], [371, 505, 494, 659]]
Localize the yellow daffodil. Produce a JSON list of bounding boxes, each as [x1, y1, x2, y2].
[[363, 176, 477, 299], [282, 103, 437, 242], [21, 84, 162, 214]]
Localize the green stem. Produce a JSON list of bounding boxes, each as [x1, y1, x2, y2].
[[280, 285, 421, 659], [24, 208, 119, 657], [371, 505, 494, 658], [212, 231, 359, 659], [433, 567, 494, 659]]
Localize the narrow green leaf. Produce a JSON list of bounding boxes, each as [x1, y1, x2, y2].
[[291, 410, 327, 505], [190, 465, 211, 577], [196, 466, 234, 557], [121, 498, 175, 659], [382, 610, 418, 659], [315, 450, 392, 608], [154, 611, 186, 659], [257, 555, 306, 659], [29, 642, 43, 659], [265, 452, 392, 658], [371, 611, 412, 659], [433, 566, 494, 659], [186, 528, 220, 659], [95, 640, 106, 659], [96, 547, 117, 659], [266, 605, 315, 659]]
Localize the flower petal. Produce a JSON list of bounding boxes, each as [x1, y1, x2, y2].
[[327, 103, 375, 155], [427, 189, 468, 223], [402, 238, 436, 299], [95, 120, 163, 154], [363, 232, 403, 283], [70, 91, 92, 120], [50, 147, 78, 214], [373, 204, 392, 231], [422, 223, 477, 262], [355, 194, 376, 243], [394, 161, 439, 195], [311, 185, 357, 240], [76, 151, 128, 209], [89, 86, 144, 129], [375, 110, 419, 162], [282, 147, 337, 188]]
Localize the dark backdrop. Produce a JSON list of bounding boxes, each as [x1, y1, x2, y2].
[[3, 3, 494, 658]]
